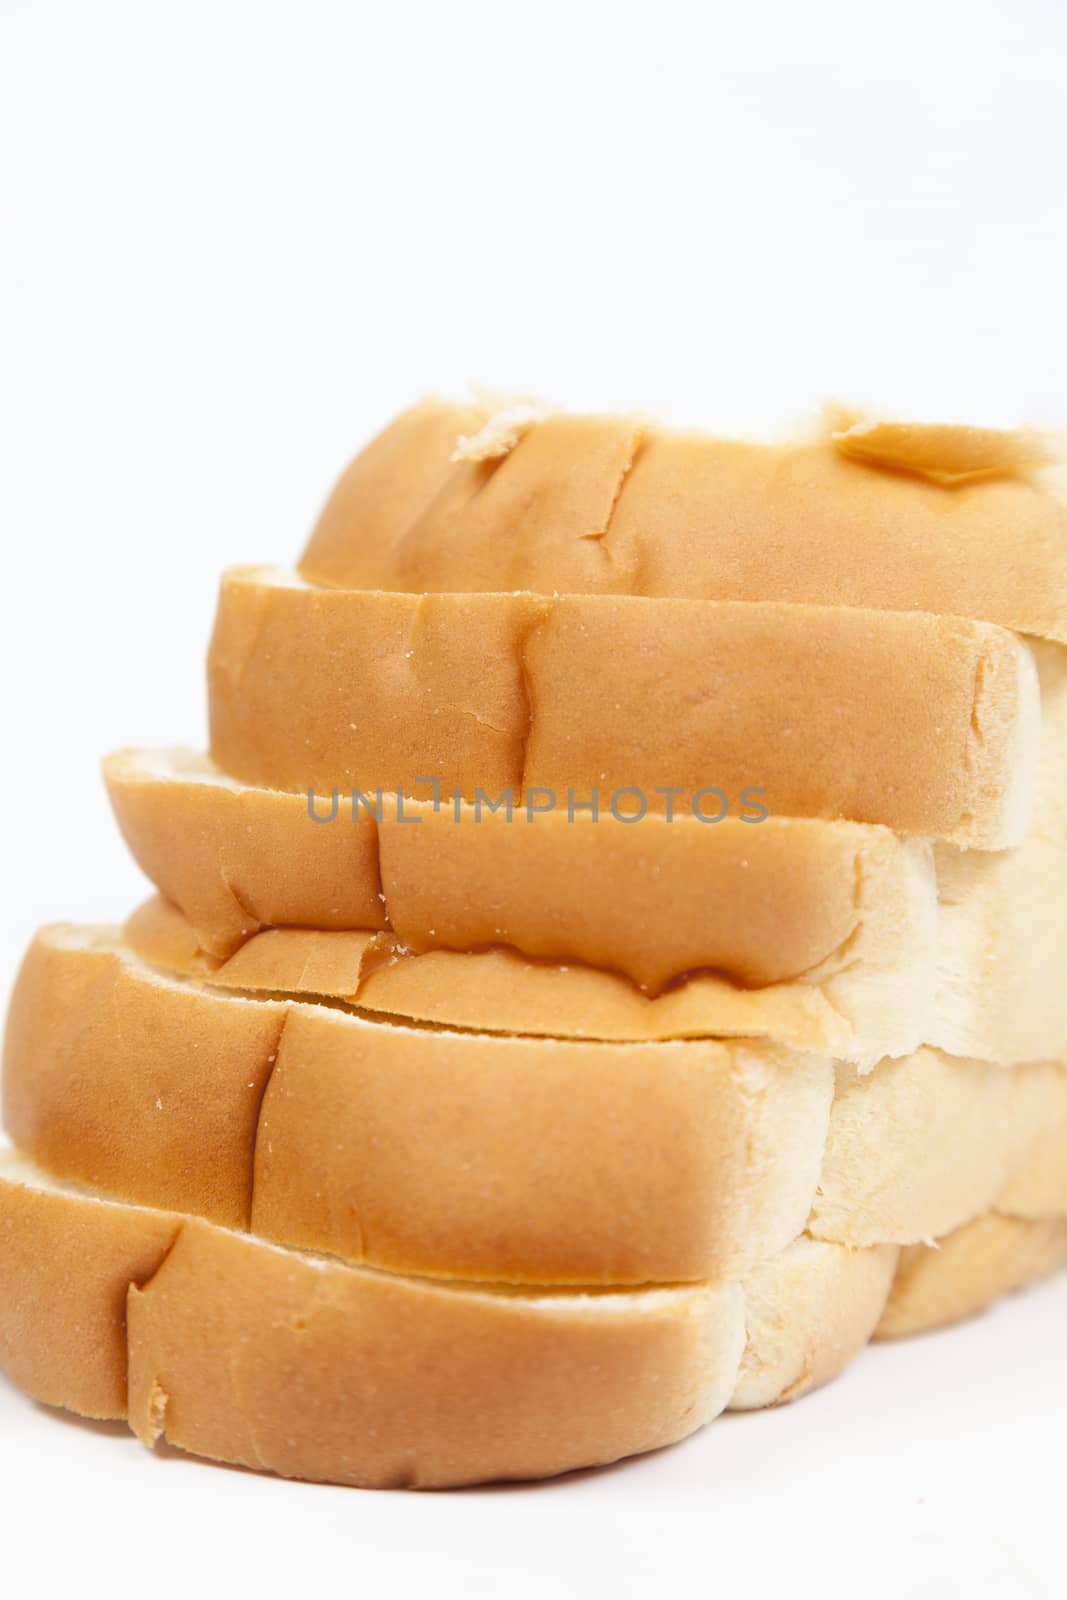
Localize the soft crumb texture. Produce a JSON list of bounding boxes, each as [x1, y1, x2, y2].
[[877, 1212, 1067, 1338]]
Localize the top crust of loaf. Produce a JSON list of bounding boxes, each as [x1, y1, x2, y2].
[[299, 400, 1067, 640], [826, 413, 1063, 483]]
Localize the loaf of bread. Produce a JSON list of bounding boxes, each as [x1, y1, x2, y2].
[[5, 395, 1067, 1490], [207, 569, 1040, 845]]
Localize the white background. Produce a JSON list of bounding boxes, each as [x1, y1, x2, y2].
[[1, 1, 1066, 1594]]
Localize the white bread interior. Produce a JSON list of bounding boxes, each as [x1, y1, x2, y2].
[[876, 1210, 1067, 1339]]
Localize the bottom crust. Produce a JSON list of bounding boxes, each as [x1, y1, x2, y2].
[[0, 1153, 1061, 1488]]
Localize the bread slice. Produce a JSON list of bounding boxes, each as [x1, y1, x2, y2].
[[0, 1151, 744, 1485], [121, 893, 900, 1061], [121, 811, 1067, 1062], [105, 745, 936, 987], [3, 928, 833, 1285], [108, 672, 1067, 1066], [9, 927, 1067, 1286], [298, 399, 1067, 640], [206, 569, 1040, 847]]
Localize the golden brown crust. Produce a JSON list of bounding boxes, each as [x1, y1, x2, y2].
[[2, 929, 833, 1285], [104, 748, 385, 957], [2, 929, 286, 1230], [251, 1007, 829, 1285], [826, 414, 1062, 484], [105, 748, 930, 988], [0, 1154, 1059, 1485], [303, 398, 494, 577], [13, 927, 1067, 1289], [207, 571, 1040, 847], [125, 1221, 742, 1488], [298, 401, 1067, 640], [117, 895, 863, 1059], [0, 1155, 745, 1485], [207, 576, 542, 803], [377, 788, 918, 992], [0, 1162, 180, 1420]]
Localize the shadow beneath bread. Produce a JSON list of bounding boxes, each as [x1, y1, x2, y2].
[[22, 1393, 260, 1478], [29, 1398, 128, 1438]]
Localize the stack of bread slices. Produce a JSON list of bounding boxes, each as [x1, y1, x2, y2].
[[3, 400, 1067, 1489]]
